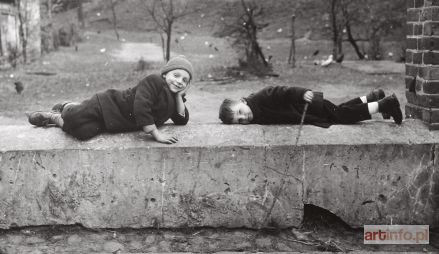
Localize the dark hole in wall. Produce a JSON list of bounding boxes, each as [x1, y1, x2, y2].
[[302, 204, 354, 232]]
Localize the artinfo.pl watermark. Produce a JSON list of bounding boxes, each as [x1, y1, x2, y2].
[[364, 225, 429, 244]]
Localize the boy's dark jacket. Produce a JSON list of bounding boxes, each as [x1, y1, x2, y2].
[[244, 86, 332, 128], [96, 74, 188, 132]]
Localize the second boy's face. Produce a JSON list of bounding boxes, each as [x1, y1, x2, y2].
[[230, 100, 253, 124], [164, 69, 190, 93]]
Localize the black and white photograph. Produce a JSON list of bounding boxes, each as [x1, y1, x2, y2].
[[0, 0, 437, 252]]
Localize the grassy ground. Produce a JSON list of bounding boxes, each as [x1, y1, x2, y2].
[[0, 28, 405, 125]]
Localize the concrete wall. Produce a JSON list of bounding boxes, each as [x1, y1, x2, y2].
[[0, 120, 438, 229]]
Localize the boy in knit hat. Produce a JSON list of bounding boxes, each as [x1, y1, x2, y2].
[[27, 55, 194, 144], [219, 86, 402, 127]]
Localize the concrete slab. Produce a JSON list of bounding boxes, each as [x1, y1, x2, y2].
[[0, 119, 438, 229]]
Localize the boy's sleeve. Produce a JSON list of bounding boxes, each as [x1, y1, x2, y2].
[[263, 86, 310, 104], [133, 76, 159, 127], [171, 107, 189, 125]]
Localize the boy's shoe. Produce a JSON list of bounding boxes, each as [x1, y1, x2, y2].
[[51, 101, 71, 113], [27, 111, 56, 126], [366, 89, 385, 102], [378, 94, 403, 125], [366, 89, 390, 119]]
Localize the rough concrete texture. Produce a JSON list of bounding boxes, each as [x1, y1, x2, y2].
[[0, 119, 438, 229]]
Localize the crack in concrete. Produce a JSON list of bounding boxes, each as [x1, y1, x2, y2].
[[301, 148, 306, 204], [160, 158, 166, 226]]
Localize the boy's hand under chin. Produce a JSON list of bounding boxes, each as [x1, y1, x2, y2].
[[176, 82, 190, 97]]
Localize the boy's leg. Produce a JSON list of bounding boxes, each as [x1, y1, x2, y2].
[[340, 88, 385, 106], [65, 121, 105, 140], [61, 95, 103, 131], [52, 101, 78, 113], [327, 102, 372, 124]]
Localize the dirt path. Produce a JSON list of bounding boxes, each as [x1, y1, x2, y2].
[[111, 42, 164, 62]]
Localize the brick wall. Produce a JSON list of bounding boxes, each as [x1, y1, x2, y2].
[[405, 0, 439, 130]]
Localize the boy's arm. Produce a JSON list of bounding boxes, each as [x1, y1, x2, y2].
[[134, 75, 178, 144], [133, 76, 159, 127], [143, 124, 178, 144], [171, 93, 189, 125], [262, 86, 311, 104]]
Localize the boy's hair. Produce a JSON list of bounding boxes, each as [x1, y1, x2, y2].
[[219, 98, 239, 124]]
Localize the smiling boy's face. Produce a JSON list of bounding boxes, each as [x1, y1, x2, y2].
[[230, 100, 253, 124], [164, 69, 190, 93]]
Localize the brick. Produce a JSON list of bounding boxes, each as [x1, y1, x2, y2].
[[433, 7, 439, 20], [415, 23, 424, 35], [432, 22, 439, 35], [406, 76, 417, 91], [415, 0, 425, 7], [408, 9, 422, 21], [407, 50, 416, 63], [406, 103, 424, 119], [406, 90, 439, 107], [407, 37, 418, 50], [419, 37, 439, 50], [405, 103, 439, 124], [423, 22, 439, 35], [419, 66, 439, 79], [416, 77, 424, 91], [406, 64, 420, 76], [407, 50, 414, 63], [432, 37, 439, 50], [407, 23, 415, 36], [413, 51, 424, 63], [420, 8, 433, 21], [423, 51, 439, 64], [420, 79, 439, 93], [427, 122, 439, 129]]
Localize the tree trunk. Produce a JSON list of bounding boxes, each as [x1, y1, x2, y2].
[[165, 21, 172, 61], [0, 32, 3, 56], [345, 21, 364, 59], [77, 0, 85, 29], [111, 0, 120, 40], [15, 0, 27, 64], [330, 0, 340, 59], [288, 14, 296, 67]]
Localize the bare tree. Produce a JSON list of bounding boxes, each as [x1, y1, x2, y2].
[[328, 0, 343, 61], [77, 0, 85, 29], [323, 0, 405, 60], [141, 0, 203, 61], [340, 0, 364, 59], [110, 0, 120, 40], [14, 0, 28, 63], [216, 0, 272, 75]]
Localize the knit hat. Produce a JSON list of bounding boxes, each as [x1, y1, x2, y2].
[[160, 55, 194, 80]]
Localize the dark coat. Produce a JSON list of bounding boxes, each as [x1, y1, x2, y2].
[[244, 86, 332, 128], [96, 74, 189, 132]]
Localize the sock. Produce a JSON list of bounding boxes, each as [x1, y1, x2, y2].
[[50, 113, 64, 128], [360, 96, 368, 103], [367, 102, 379, 115]]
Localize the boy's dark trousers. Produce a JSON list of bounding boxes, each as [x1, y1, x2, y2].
[[323, 97, 371, 124], [61, 95, 106, 140]]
